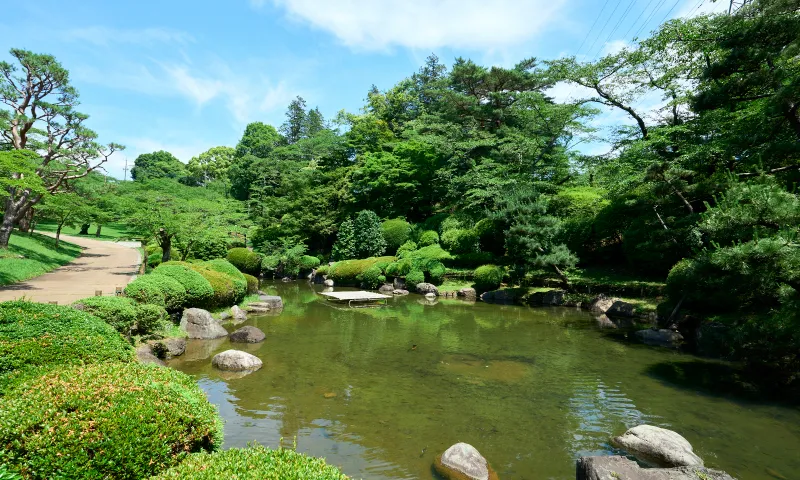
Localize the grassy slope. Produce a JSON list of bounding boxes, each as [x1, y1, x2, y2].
[[34, 222, 134, 241], [0, 232, 81, 286]]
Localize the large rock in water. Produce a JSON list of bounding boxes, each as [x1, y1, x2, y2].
[[416, 283, 439, 296], [607, 300, 637, 317], [636, 329, 684, 348], [612, 425, 703, 467], [147, 337, 187, 359], [231, 305, 247, 321], [378, 284, 394, 294], [433, 443, 498, 480], [180, 308, 228, 339], [229, 326, 265, 343], [576, 456, 735, 480], [211, 349, 263, 372], [457, 288, 477, 300], [589, 294, 617, 313], [258, 295, 283, 310]]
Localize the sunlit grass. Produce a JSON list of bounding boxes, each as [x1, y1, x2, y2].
[[0, 232, 81, 286]]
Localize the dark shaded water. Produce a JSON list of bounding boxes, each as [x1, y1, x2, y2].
[[168, 282, 800, 479]]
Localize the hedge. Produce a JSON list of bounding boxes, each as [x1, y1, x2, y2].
[[316, 264, 329, 275], [71, 296, 137, 333], [418, 230, 439, 246], [385, 258, 412, 277], [328, 256, 395, 286], [381, 218, 412, 252], [406, 269, 425, 286], [0, 301, 132, 393], [300, 255, 321, 270], [125, 274, 187, 312], [135, 303, 170, 334], [203, 259, 247, 299], [153, 444, 348, 480], [474, 264, 504, 291], [427, 261, 446, 285], [243, 273, 259, 294], [227, 248, 262, 276], [361, 265, 383, 289], [190, 265, 239, 307], [0, 363, 223, 479], [152, 264, 214, 307], [396, 240, 417, 257]]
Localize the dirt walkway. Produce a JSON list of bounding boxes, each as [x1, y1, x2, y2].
[[0, 234, 141, 305]]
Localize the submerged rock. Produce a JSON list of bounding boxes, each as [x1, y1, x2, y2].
[[576, 456, 735, 480], [612, 425, 703, 467], [211, 349, 263, 372], [457, 288, 477, 300], [229, 326, 266, 343], [433, 443, 498, 480], [636, 329, 684, 348], [180, 308, 227, 339], [257, 295, 284, 310]]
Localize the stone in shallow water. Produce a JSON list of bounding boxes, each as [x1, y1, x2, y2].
[[180, 308, 227, 339], [231, 305, 247, 321], [576, 456, 735, 480], [229, 326, 265, 343], [612, 425, 703, 467], [211, 349, 263, 372], [434, 442, 498, 480]]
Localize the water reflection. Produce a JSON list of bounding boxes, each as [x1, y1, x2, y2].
[[167, 282, 800, 480]]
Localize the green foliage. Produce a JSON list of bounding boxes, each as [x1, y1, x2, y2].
[[0, 301, 132, 392], [316, 265, 329, 275], [189, 232, 230, 261], [190, 265, 239, 307], [131, 150, 186, 182], [300, 255, 321, 270], [243, 273, 259, 294], [418, 230, 439, 246], [474, 264, 504, 291], [331, 218, 356, 260], [353, 210, 387, 258], [226, 247, 262, 275], [444, 252, 494, 268], [152, 264, 214, 307], [0, 232, 81, 286], [71, 296, 138, 333], [386, 258, 412, 277], [148, 252, 163, 268], [405, 269, 425, 286], [440, 228, 479, 254], [396, 240, 417, 257], [381, 218, 412, 252], [134, 303, 170, 335], [186, 146, 235, 186], [153, 444, 348, 480], [360, 265, 383, 289], [125, 274, 187, 312], [258, 243, 308, 278], [427, 261, 446, 285], [203, 259, 247, 300], [328, 256, 396, 286], [0, 363, 222, 479]]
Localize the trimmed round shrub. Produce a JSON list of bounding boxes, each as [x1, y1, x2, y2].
[[145, 243, 161, 255], [190, 234, 229, 261], [152, 444, 348, 480], [418, 230, 439, 247], [328, 256, 396, 286], [190, 266, 237, 307], [135, 304, 169, 335], [150, 274, 188, 311], [386, 258, 412, 277], [0, 301, 132, 392], [396, 240, 417, 257], [226, 248, 262, 275], [381, 218, 412, 252], [72, 296, 138, 333], [406, 269, 425, 286], [227, 239, 246, 249], [300, 255, 321, 270], [153, 264, 214, 307], [203, 259, 247, 301], [0, 363, 223, 479], [427, 261, 446, 285], [440, 228, 479, 255], [360, 265, 383, 289], [126, 274, 187, 312], [315, 264, 329, 276], [148, 252, 163, 268], [243, 273, 259, 294], [474, 264, 504, 291]]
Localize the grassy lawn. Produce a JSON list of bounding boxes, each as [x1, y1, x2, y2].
[[34, 222, 135, 241], [0, 231, 82, 286]]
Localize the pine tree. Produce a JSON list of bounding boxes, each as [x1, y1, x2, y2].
[[331, 218, 356, 260], [280, 96, 308, 144], [353, 210, 386, 258]]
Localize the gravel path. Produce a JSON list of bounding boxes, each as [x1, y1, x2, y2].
[[0, 234, 142, 305]]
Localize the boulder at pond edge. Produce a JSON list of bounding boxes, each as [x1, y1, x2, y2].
[[576, 456, 735, 480], [612, 425, 703, 468], [180, 308, 228, 339], [211, 349, 263, 372], [433, 443, 498, 480], [229, 325, 266, 343], [416, 283, 439, 296]]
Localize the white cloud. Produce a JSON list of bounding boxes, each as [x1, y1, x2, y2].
[[259, 0, 569, 51], [63, 26, 194, 46]]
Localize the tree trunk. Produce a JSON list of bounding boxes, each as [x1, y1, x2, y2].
[[17, 209, 32, 233], [95, 224, 102, 237], [79, 223, 90, 235], [552, 264, 570, 290], [160, 229, 172, 263], [55, 224, 63, 249], [0, 200, 20, 249]]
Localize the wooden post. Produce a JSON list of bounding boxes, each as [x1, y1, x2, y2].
[[115, 286, 123, 296], [95, 290, 102, 296], [48, 301, 57, 305]]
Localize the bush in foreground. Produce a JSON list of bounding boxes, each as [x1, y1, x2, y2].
[[153, 444, 348, 480], [418, 230, 439, 247], [474, 264, 504, 291], [227, 248, 262, 276], [243, 273, 259, 294], [406, 269, 425, 286], [190, 265, 239, 307], [327, 256, 396, 286], [125, 274, 187, 312], [0, 301, 132, 393], [203, 259, 247, 299], [153, 263, 215, 307], [71, 296, 137, 333], [0, 363, 223, 480]]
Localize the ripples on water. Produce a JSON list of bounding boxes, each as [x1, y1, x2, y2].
[[168, 282, 800, 480]]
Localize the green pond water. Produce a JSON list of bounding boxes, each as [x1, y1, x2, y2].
[[167, 282, 800, 480]]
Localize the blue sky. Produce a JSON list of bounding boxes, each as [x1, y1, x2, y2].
[[1, 0, 725, 178]]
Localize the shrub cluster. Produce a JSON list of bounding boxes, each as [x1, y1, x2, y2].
[[153, 263, 214, 307], [191, 266, 239, 307], [300, 255, 321, 270], [72, 296, 167, 335], [124, 274, 187, 312], [396, 240, 417, 257], [396, 244, 453, 285], [153, 444, 348, 480], [440, 228, 479, 255], [315, 264, 329, 276], [227, 247, 262, 275], [418, 230, 439, 246], [189, 233, 229, 261], [474, 264, 504, 291], [243, 273, 259, 294], [406, 269, 425, 286], [0, 363, 222, 479], [204, 259, 248, 299], [0, 301, 132, 393], [328, 256, 396, 288], [381, 218, 412, 252]]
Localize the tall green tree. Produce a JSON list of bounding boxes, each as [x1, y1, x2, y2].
[[186, 146, 235, 187], [130, 150, 186, 181], [281, 96, 308, 144], [37, 192, 90, 248], [0, 49, 121, 248], [352, 210, 386, 258]]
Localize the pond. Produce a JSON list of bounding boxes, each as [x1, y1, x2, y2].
[[167, 282, 800, 480]]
